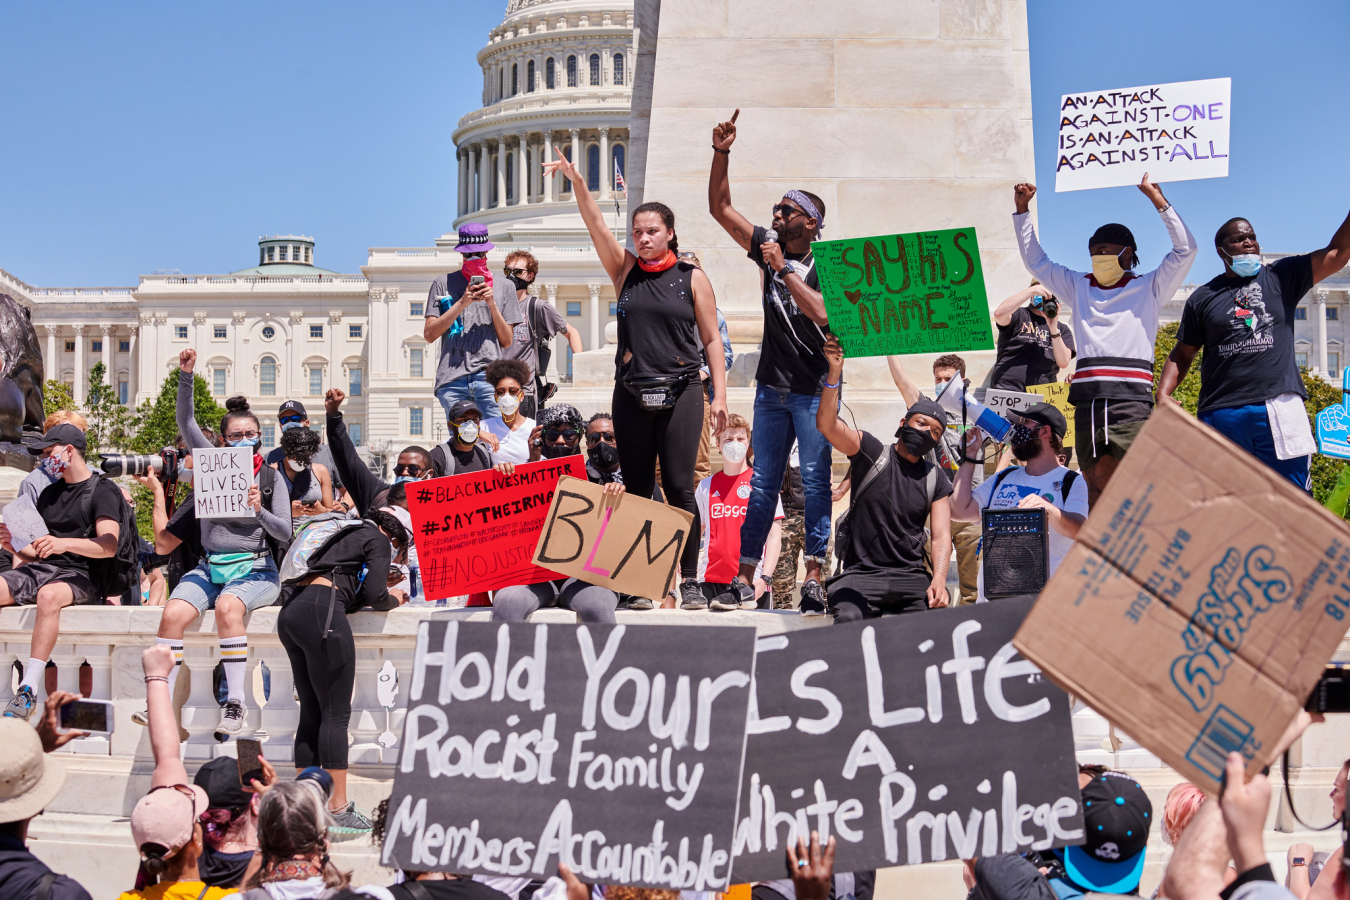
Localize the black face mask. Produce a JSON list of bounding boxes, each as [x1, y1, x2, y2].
[[507, 274, 531, 291], [899, 424, 940, 457], [1008, 423, 1044, 462], [542, 441, 580, 460], [588, 441, 620, 470]]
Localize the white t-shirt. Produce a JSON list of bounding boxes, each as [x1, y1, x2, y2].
[[971, 464, 1088, 602], [483, 416, 536, 464]]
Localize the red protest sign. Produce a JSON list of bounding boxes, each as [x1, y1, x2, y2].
[[407, 457, 584, 601]]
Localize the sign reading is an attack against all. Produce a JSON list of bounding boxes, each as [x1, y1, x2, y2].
[[813, 228, 993, 358], [407, 458, 584, 602]]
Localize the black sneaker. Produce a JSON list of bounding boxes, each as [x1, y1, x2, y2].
[[799, 579, 827, 616], [710, 577, 755, 611], [625, 595, 654, 611], [679, 579, 707, 610]]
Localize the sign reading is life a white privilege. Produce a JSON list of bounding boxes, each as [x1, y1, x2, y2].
[[1055, 77, 1230, 192], [193, 446, 256, 519]]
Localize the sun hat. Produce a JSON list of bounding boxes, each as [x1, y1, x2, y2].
[[452, 223, 495, 254], [0, 719, 66, 824]]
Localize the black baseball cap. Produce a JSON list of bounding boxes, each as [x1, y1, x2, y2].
[[278, 400, 307, 419], [446, 399, 481, 422], [28, 423, 87, 455], [1016, 402, 1067, 439], [193, 756, 252, 810], [1062, 771, 1152, 893]]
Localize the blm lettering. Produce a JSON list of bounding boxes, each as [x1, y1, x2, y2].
[[813, 228, 992, 359]]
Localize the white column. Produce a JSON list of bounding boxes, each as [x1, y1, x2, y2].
[[570, 128, 581, 194], [43, 325, 56, 380], [127, 326, 138, 404], [598, 126, 611, 200], [458, 148, 468, 217], [543, 131, 555, 202], [101, 324, 114, 385], [545, 284, 561, 382], [517, 133, 528, 206], [494, 137, 506, 208], [1318, 289, 1330, 376], [72, 324, 85, 405], [588, 283, 602, 350], [478, 142, 490, 211]]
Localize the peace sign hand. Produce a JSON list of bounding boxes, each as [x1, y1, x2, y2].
[[543, 146, 580, 183]]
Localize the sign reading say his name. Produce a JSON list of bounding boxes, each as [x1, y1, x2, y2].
[[533, 476, 694, 603], [730, 598, 1083, 882], [383, 621, 757, 890], [193, 446, 256, 519], [1055, 77, 1231, 192], [409, 458, 583, 602], [813, 229, 993, 359]]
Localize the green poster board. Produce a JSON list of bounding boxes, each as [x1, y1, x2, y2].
[[812, 227, 994, 358]]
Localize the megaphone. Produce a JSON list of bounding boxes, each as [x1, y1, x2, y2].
[[934, 379, 1013, 443]]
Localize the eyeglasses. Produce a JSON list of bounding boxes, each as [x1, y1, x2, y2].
[[393, 464, 425, 477], [585, 432, 616, 446], [504, 267, 529, 278], [279, 415, 304, 426], [773, 204, 805, 220], [544, 429, 581, 443], [226, 431, 261, 441]]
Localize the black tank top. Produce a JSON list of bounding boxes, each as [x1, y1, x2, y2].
[[615, 260, 702, 381]]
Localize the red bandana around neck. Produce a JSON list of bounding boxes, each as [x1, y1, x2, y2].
[[461, 256, 493, 286], [637, 250, 678, 273], [252, 453, 264, 476]]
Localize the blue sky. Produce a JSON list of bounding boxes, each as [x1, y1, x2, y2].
[[1, 1, 1346, 286]]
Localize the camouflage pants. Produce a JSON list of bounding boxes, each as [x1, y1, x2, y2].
[[770, 514, 833, 609]]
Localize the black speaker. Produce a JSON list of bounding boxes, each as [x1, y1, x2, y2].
[[981, 507, 1049, 598]]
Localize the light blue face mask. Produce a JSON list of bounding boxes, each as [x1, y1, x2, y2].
[[1228, 253, 1262, 277], [394, 475, 414, 484], [229, 437, 260, 448], [280, 421, 303, 432]]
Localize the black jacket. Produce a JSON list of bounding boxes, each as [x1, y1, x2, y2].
[[0, 833, 92, 900]]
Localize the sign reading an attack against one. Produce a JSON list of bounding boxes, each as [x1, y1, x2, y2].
[[813, 228, 993, 359], [382, 621, 757, 891]]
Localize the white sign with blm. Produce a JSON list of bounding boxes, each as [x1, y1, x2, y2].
[[1055, 77, 1230, 192], [193, 446, 256, 519]]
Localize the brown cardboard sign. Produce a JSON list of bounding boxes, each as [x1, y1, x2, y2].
[[1014, 401, 1350, 793], [532, 476, 694, 603]]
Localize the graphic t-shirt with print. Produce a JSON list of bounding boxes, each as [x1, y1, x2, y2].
[[1175, 254, 1314, 414], [694, 467, 783, 584], [971, 464, 1089, 601]]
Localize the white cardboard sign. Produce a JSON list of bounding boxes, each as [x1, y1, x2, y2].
[[193, 446, 256, 519], [1055, 77, 1230, 192], [984, 389, 1041, 417]]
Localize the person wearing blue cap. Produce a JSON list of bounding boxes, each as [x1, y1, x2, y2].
[[425, 223, 524, 421]]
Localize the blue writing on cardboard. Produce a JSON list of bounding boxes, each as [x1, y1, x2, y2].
[[1185, 704, 1255, 781], [1316, 369, 1350, 460]]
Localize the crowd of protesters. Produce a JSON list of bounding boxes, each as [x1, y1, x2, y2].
[[0, 105, 1348, 899]]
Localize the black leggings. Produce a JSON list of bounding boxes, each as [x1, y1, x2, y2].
[[277, 584, 355, 770], [611, 383, 704, 579]]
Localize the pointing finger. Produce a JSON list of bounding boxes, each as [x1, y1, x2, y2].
[[730, 108, 739, 123]]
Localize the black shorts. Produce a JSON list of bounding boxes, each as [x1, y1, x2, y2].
[[0, 563, 96, 606]]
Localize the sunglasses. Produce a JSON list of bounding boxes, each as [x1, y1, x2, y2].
[[544, 429, 581, 443], [504, 267, 529, 277], [393, 464, 425, 477], [585, 432, 616, 447], [772, 204, 806, 219], [279, 415, 304, 426]]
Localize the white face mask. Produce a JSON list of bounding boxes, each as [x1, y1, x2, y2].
[[457, 420, 480, 444], [722, 440, 748, 463], [497, 393, 521, 417], [287, 459, 307, 473]]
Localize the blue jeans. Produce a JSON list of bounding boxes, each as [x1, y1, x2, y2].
[[740, 386, 835, 568], [1199, 403, 1311, 492], [436, 371, 499, 419]]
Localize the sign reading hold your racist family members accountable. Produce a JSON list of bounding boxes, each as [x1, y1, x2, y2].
[[408, 458, 585, 602], [382, 621, 757, 890], [730, 598, 1083, 881], [193, 446, 256, 519], [532, 476, 695, 604], [813, 228, 993, 359], [1055, 77, 1231, 192]]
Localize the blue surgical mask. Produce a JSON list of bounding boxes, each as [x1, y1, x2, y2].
[[394, 475, 414, 484], [229, 437, 260, 448], [280, 421, 303, 432], [1228, 253, 1262, 277]]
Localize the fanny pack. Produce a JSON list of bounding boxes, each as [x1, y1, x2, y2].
[[208, 551, 264, 585], [622, 374, 690, 412]]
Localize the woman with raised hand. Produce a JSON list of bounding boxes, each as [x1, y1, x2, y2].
[[544, 148, 728, 609]]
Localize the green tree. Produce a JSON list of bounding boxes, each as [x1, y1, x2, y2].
[[1152, 322, 1203, 415], [130, 371, 227, 455], [42, 379, 75, 420], [84, 362, 133, 461]]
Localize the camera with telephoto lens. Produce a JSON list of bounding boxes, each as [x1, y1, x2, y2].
[[101, 447, 182, 508], [1306, 665, 1350, 713], [1031, 294, 1059, 319]]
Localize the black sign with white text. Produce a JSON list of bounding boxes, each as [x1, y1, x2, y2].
[[383, 620, 757, 890], [731, 599, 1084, 881]]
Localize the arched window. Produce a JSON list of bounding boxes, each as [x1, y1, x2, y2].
[[260, 356, 276, 396], [545, 57, 555, 89], [587, 144, 600, 191], [506, 152, 515, 202], [562, 145, 573, 194], [613, 53, 625, 86], [589, 53, 601, 86], [612, 144, 626, 191], [511, 63, 518, 96], [526, 59, 535, 92], [566, 55, 577, 87]]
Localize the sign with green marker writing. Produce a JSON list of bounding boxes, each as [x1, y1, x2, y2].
[[813, 227, 993, 358]]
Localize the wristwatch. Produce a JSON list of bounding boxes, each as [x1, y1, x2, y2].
[[1292, 858, 1307, 867], [777, 264, 795, 281]]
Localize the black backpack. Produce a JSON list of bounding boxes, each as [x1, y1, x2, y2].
[[527, 295, 558, 405], [74, 473, 142, 602], [258, 464, 287, 566]]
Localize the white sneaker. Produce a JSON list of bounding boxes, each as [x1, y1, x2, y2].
[[214, 700, 246, 740]]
